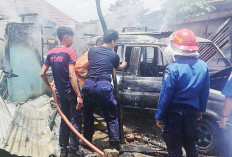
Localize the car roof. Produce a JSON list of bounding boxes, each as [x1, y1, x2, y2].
[[116, 33, 213, 46], [87, 32, 213, 46]]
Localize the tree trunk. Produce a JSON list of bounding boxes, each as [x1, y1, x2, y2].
[[96, 0, 107, 33]]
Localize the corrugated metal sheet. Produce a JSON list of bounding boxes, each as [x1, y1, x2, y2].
[[0, 96, 14, 146], [199, 18, 230, 62], [1, 95, 59, 157], [208, 18, 230, 52], [0, 68, 15, 147]]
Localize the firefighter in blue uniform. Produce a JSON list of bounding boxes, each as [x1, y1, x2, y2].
[[219, 74, 232, 157], [82, 29, 127, 149], [155, 29, 210, 157]]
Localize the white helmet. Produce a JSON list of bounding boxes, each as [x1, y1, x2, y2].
[[164, 44, 200, 58]]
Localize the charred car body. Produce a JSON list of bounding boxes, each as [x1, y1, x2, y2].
[[113, 32, 232, 155]]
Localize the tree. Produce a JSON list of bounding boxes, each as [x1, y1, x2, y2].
[[162, 0, 215, 18], [159, 0, 215, 30]]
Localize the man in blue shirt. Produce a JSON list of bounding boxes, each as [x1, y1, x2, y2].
[[219, 74, 232, 156], [220, 75, 232, 129], [82, 29, 126, 150], [40, 26, 83, 157], [155, 29, 210, 157]]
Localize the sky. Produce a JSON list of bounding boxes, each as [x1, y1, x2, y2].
[[45, 0, 163, 22]]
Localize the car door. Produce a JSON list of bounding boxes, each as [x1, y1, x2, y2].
[[118, 45, 165, 110]]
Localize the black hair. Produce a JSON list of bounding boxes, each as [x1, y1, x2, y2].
[[103, 29, 119, 43], [57, 26, 74, 41], [96, 37, 103, 44]]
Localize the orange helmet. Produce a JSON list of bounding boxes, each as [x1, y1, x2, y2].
[[172, 28, 199, 51]]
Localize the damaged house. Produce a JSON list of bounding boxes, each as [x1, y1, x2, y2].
[[0, 0, 81, 102], [0, 0, 81, 156]]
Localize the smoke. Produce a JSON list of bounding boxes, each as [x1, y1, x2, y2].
[[106, 0, 149, 31], [159, 0, 178, 31], [68, 0, 155, 55], [0, 23, 6, 58], [1, 0, 21, 22], [0, 0, 58, 102]]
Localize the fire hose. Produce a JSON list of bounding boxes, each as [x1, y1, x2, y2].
[[51, 84, 105, 157], [0, 55, 4, 61]]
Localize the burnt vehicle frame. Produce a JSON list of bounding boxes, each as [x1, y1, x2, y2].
[[113, 32, 232, 155]]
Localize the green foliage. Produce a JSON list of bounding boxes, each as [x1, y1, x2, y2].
[[162, 0, 215, 17]]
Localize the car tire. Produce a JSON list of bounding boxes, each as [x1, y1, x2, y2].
[[196, 118, 220, 155]]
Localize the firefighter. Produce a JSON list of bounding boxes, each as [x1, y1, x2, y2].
[[75, 37, 103, 88], [82, 29, 127, 149], [219, 75, 232, 156], [220, 75, 232, 128], [40, 26, 83, 157], [155, 29, 210, 157]]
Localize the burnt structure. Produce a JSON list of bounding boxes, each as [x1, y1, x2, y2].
[[142, 0, 232, 62], [112, 32, 232, 155]]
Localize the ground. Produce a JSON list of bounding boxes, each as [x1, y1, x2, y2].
[[81, 108, 219, 157], [0, 96, 220, 157]]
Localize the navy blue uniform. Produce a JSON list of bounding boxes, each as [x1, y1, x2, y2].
[[83, 46, 120, 143], [221, 75, 232, 157], [222, 75, 232, 97], [155, 56, 210, 157]]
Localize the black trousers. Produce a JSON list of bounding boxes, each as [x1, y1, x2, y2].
[[59, 90, 83, 150], [163, 110, 198, 157]]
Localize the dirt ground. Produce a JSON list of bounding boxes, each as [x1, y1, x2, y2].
[[82, 109, 168, 157], [83, 108, 219, 157]]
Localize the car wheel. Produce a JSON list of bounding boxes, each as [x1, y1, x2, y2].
[[196, 118, 220, 155]]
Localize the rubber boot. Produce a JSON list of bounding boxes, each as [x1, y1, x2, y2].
[[109, 141, 120, 151], [68, 148, 84, 157], [60, 147, 68, 157]]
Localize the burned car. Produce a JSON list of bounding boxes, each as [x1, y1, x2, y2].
[[113, 32, 232, 155]]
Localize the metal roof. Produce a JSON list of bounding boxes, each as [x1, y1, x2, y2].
[[0, 69, 16, 147], [0, 0, 80, 26], [116, 33, 213, 46], [0, 97, 14, 147], [118, 32, 172, 36], [87, 31, 213, 46], [1, 95, 59, 157]]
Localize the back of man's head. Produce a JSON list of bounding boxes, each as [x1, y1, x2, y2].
[[103, 29, 119, 43], [96, 37, 103, 46], [57, 26, 74, 41]]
